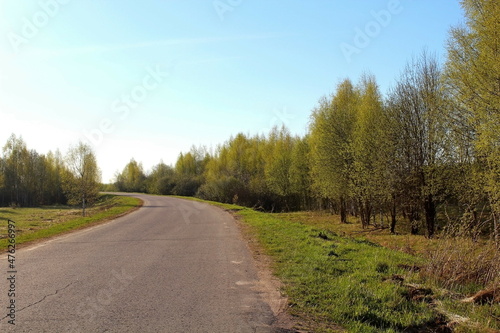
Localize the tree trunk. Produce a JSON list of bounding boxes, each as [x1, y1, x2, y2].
[[340, 197, 347, 224], [82, 196, 86, 217], [424, 194, 436, 238], [359, 199, 365, 228], [410, 208, 419, 235], [366, 202, 372, 227], [390, 194, 397, 233], [350, 201, 357, 217], [360, 200, 371, 229], [391, 211, 397, 234]]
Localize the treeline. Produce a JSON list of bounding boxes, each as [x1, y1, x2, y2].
[[114, 128, 312, 211], [115, 0, 498, 240], [0, 134, 101, 215], [0, 134, 66, 207]]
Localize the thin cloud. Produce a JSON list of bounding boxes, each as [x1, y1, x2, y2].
[[29, 33, 294, 57]]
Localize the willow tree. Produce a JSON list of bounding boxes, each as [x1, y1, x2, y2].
[[445, 0, 500, 242], [310, 79, 358, 223]]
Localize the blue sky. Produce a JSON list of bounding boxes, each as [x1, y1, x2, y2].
[[0, 0, 464, 182]]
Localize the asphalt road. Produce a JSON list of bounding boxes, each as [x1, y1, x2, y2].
[[0, 194, 281, 332]]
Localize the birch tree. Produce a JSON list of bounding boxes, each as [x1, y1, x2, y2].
[[64, 142, 100, 216]]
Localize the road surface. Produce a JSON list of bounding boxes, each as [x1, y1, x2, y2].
[[0, 194, 286, 332]]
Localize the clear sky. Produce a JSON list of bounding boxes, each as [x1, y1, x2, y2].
[[0, 0, 464, 183]]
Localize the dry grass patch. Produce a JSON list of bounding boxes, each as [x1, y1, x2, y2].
[[0, 194, 142, 249]]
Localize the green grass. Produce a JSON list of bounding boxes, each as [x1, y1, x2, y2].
[[8, 193, 493, 331], [0, 194, 142, 249], [176, 196, 499, 332], [236, 208, 438, 332]]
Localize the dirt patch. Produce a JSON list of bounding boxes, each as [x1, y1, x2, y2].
[[403, 314, 453, 333], [397, 263, 421, 272], [382, 274, 405, 283], [403, 283, 434, 303]]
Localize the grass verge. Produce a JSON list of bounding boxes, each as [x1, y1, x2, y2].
[[278, 211, 500, 332], [0, 194, 142, 250], [178, 196, 499, 332], [236, 208, 439, 332]]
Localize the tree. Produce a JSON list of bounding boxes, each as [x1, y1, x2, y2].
[[310, 79, 358, 223], [351, 74, 388, 228], [0, 135, 67, 207], [0, 156, 5, 204], [290, 136, 313, 210], [173, 146, 208, 196], [45, 150, 66, 204], [146, 161, 175, 195], [264, 126, 295, 210], [198, 134, 266, 206], [115, 159, 146, 192], [63, 142, 100, 216], [445, 0, 500, 243], [387, 51, 448, 237], [2, 134, 28, 206]]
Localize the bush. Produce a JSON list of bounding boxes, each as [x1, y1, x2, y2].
[[172, 175, 202, 197], [196, 177, 245, 203]]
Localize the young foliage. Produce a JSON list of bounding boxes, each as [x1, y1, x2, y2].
[[445, 0, 500, 243], [387, 51, 448, 237], [115, 158, 146, 193], [63, 142, 101, 216], [351, 75, 388, 228], [309, 79, 358, 223]]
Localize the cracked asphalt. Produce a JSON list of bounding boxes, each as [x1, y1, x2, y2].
[[0, 194, 277, 332]]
